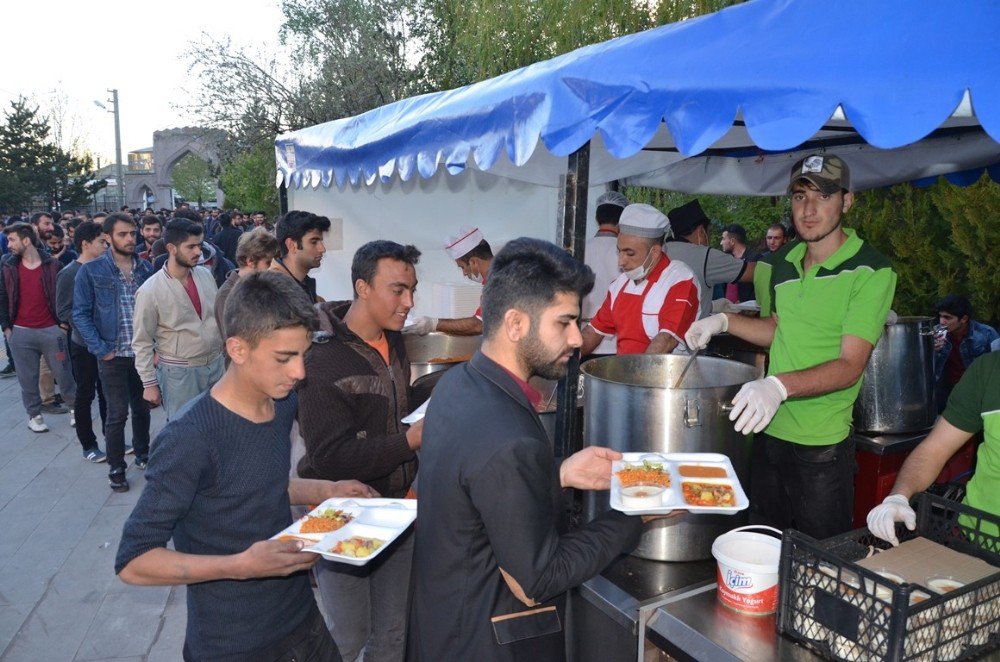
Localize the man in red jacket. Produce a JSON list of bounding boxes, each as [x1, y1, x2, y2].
[[0, 223, 77, 432]]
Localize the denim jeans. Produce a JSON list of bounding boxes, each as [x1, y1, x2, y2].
[[69, 338, 107, 451], [7, 325, 77, 418], [156, 354, 224, 420], [315, 528, 413, 662], [97, 356, 150, 475], [749, 432, 856, 540]]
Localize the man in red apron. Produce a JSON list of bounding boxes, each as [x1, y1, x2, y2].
[[581, 204, 700, 356]]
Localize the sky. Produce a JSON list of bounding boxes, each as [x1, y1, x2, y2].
[[1, 0, 286, 165]]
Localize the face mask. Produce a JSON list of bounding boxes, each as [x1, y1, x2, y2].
[[465, 261, 484, 285], [623, 247, 655, 282]]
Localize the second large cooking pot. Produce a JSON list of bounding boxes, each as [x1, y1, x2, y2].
[[853, 316, 937, 434], [582, 354, 758, 562], [403, 332, 481, 385]]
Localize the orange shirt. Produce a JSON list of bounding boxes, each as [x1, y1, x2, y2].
[[366, 333, 390, 364]]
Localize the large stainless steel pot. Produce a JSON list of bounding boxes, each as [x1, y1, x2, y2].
[[853, 316, 936, 433], [582, 354, 758, 562], [402, 332, 481, 385], [705, 333, 768, 379]]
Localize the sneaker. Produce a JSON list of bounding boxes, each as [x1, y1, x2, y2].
[[83, 448, 108, 463], [125, 444, 135, 456], [0, 363, 14, 378], [28, 415, 49, 433], [134, 457, 148, 470], [109, 471, 129, 493], [70, 409, 76, 427], [40, 402, 69, 414]]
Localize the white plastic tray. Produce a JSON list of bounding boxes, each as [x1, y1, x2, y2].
[[402, 398, 429, 424], [609, 452, 749, 516], [271, 498, 417, 566]]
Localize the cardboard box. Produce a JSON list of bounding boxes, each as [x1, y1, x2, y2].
[[856, 537, 998, 589]]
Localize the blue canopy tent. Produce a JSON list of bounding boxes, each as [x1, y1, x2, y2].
[[275, 0, 1000, 195], [275, 0, 999, 455], [274, 0, 1000, 306]]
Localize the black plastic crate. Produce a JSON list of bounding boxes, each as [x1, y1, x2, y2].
[[776, 493, 1000, 661]]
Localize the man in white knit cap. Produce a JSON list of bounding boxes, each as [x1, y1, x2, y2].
[[406, 226, 493, 337], [580, 204, 700, 356]]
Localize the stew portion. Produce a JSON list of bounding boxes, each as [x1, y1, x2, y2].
[[681, 482, 736, 507]]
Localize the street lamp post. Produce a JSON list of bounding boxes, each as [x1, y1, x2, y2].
[[94, 89, 125, 209]]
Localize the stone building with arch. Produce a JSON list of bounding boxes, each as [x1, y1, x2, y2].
[[92, 127, 226, 210]]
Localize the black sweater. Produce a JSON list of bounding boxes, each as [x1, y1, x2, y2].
[[115, 392, 315, 660]]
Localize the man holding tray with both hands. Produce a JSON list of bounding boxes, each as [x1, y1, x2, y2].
[[296, 240, 424, 662], [116, 271, 375, 662]]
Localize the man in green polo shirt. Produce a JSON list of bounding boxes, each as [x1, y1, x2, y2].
[[868, 352, 1000, 543], [686, 154, 896, 539]]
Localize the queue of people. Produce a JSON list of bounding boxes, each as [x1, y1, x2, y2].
[[1, 151, 996, 661], [0, 205, 277, 493]]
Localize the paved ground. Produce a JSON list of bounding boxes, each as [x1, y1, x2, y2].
[[0, 360, 185, 662]]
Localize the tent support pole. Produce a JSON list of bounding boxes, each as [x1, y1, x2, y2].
[[279, 182, 289, 215], [555, 141, 590, 462]]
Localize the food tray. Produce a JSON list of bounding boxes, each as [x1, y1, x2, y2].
[[609, 452, 748, 516], [402, 398, 429, 424], [271, 498, 417, 566], [776, 493, 1000, 661]]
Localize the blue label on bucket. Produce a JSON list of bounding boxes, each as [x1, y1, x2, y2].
[[725, 569, 754, 590]]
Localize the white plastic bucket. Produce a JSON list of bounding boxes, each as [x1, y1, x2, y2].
[[711, 525, 782, 615]]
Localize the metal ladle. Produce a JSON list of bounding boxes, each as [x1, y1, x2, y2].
[[672, 348, 700, 389]]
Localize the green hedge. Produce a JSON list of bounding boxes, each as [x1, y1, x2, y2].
[[850, 175, 998, 325]]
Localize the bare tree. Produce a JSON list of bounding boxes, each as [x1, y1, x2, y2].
[[182, 36, 319, 151]]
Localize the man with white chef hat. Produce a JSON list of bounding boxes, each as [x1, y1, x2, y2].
[[406, 226, 493, 337], [580, 203, 700, 356]]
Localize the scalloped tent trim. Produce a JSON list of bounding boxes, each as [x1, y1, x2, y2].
[[275, 0, 1000, 194]]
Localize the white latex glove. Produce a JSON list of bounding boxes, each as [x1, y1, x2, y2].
[[729, 375, 787, 435], [403, 316, 437, 336], [885, 310, 898, 325], [866, 494, 916, 547], [684, 313, 729, 351]]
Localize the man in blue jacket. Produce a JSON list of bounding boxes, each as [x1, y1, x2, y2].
[[933, 294, 998, 409], [73, 213, 154, 493]]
